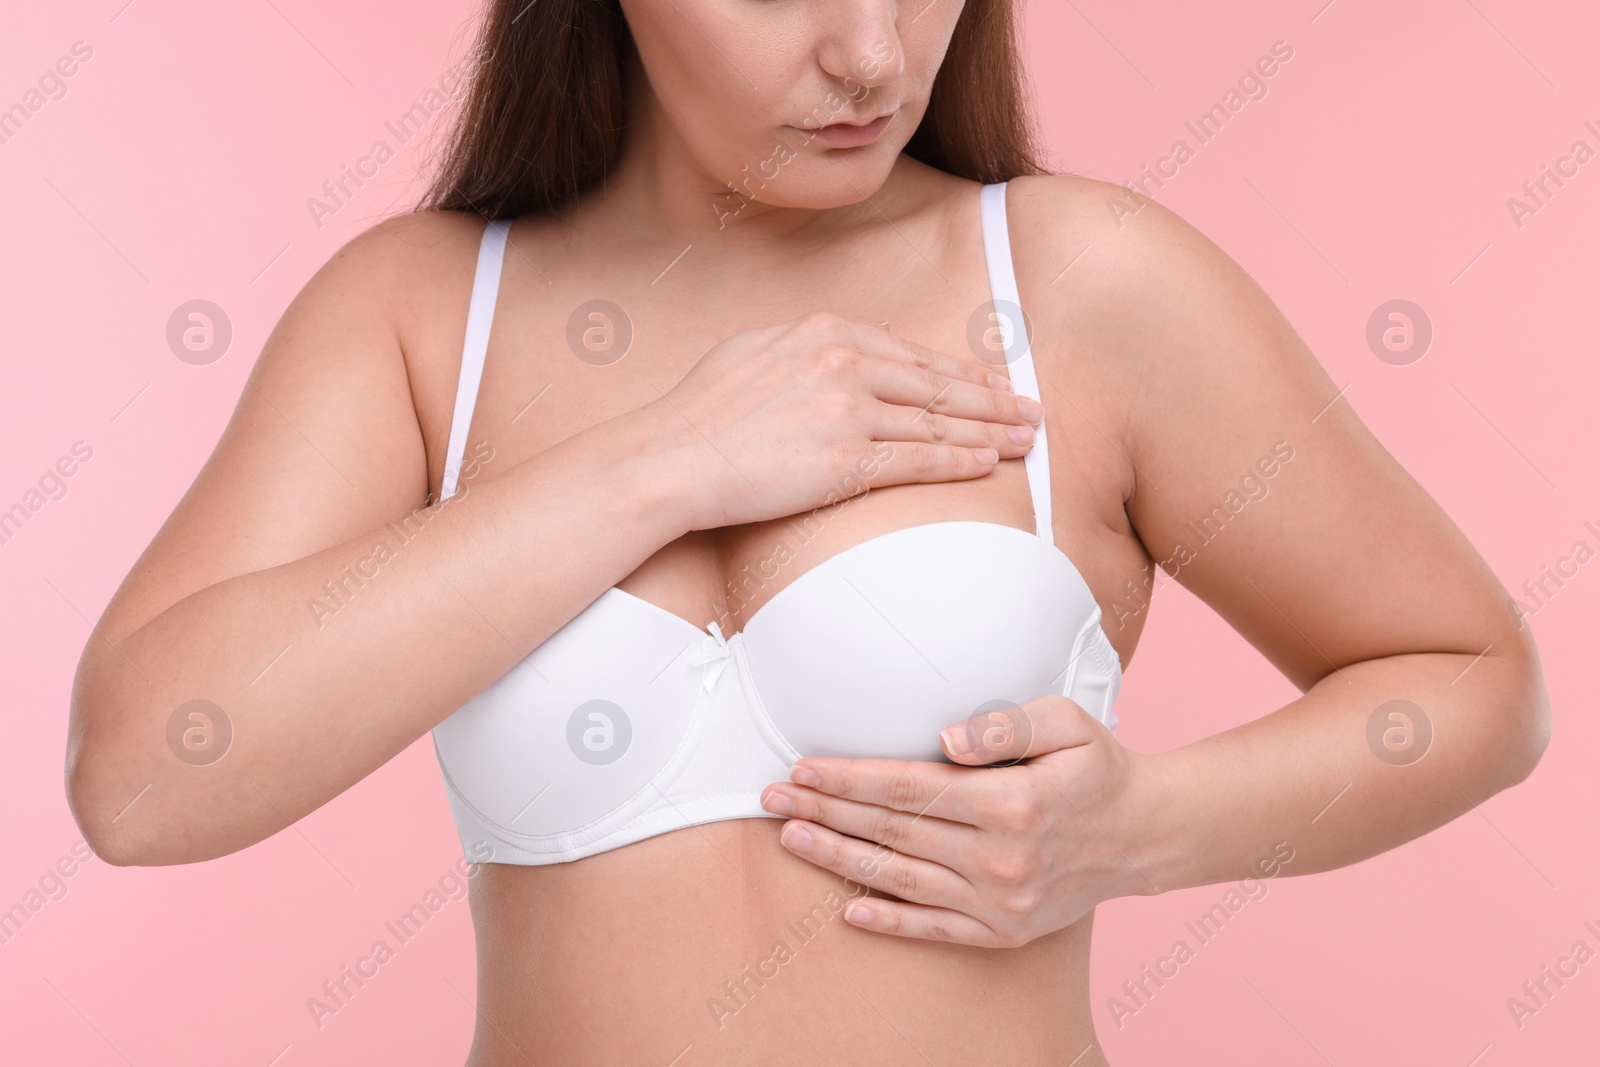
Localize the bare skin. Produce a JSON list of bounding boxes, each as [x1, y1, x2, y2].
[[454, 164, 1141, 1066], [65, 2, 1549, 1065]]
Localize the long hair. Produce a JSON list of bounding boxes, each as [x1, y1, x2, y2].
[[419, 0, 1049, 220]]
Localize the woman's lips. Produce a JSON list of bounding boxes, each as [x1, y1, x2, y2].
[[799, 112, 894, 148]]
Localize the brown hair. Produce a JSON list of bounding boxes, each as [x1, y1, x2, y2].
[[419, 0, 1049, 221]]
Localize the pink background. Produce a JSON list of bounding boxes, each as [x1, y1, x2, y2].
[[3, 1, 1596, 1063]]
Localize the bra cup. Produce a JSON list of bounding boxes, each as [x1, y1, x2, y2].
[[431, 592, 702, 838], [1064, 609, 1124, 734], [742, 523, 1096, 763], [425, 183, 1127, 865]]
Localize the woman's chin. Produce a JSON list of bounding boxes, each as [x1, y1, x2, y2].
[[717, 160, 903, 215]]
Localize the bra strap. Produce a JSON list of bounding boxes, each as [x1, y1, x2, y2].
[[979, 182, 1054, 546], [440, 219, 513, 502]]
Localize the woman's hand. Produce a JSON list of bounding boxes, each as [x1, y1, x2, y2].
[[758, 696, 1161, 948], [647, 310, 1044, 530]]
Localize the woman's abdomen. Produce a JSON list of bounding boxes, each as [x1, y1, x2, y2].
[[462, 818, 1103, 1067]]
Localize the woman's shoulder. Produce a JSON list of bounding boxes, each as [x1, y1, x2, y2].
[[281, 208, 499, 365], [320, 208, 499, 304], [1004, 172, 1229, 302], [1004, 172, 1272, 380], [289, 209, 517, 483], [323, 207, 510, 368]]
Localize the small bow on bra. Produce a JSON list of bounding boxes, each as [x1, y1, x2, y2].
[[687, 619, 734, 691]]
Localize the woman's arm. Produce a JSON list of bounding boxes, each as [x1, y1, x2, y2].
[[66, 211, 1041, 868], [1082, 179, 1550, 891], [755, 176, 1549, 944], [64, 213, 698, 867]]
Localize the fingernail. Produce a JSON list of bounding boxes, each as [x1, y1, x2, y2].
[[1007, 424, 1034, 445], [941, 724, 977, 756], [974, 447, 999, 464], [762, 790, 794, 815], [845, 901, 874, 924], [781, 823, 813, 853], [1017, 397, 1044, 423], [988, 371, 1013, 391], [790, 764, 820, 787]]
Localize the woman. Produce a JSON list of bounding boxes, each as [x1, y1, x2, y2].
[[65, 1, 1549, 1063]]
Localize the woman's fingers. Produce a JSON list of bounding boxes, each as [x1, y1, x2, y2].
[[774, 816, 975, 912], [843, 323, 1041, 429], [869, 441, 1007, 486], [867, 398, 1036, 458], [785, 757, 1001, 826], [938, 697, 1104, 766], [825, 321, 1042, 466], [660, 310, 1045, 525], [760, 781, 977, 862], [831, 317, 1004, 389], [838, 896, 1003, 947]]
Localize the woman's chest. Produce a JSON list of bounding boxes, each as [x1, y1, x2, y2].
[[417, 221, 1151, 666]]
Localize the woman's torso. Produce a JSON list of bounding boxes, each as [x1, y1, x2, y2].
[[397, 161, 1151, 1065]]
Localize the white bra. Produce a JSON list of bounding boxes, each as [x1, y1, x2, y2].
[[430, 182, 1123, 865]]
